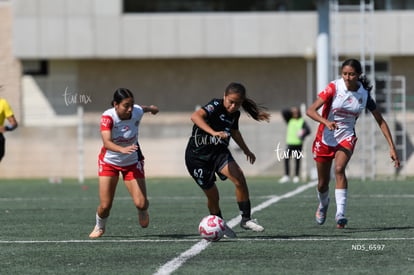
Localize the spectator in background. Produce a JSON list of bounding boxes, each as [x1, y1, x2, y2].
[[279, 106, 310, 183], [0, 87, 18, 162]]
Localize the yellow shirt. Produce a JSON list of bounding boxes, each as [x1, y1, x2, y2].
[[286, 117, 304, 145], [0, 98, 14, 126]]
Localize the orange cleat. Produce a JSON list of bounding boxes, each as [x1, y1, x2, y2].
[[139, 209, 149, 228], [336, 216, 348, 229]]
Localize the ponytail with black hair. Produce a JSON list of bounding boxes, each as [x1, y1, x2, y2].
[[342, 59, 372, 92], [242, 98, 269, 121], [225, 82, 270, 122], [358, 75, 373, 92]]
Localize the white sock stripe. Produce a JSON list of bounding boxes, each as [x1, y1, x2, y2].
[[317, 188, 330, 207], [335, 188, 348, 217]]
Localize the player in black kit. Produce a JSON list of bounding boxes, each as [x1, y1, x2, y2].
[[185, 82, 270, 237]]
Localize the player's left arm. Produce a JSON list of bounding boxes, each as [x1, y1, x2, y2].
[[141, 105, 159, 115], [231, 129, 256, 164], [370, 109, 400, 168]]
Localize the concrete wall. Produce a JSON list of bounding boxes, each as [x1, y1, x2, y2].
[[76, 58, 310, 112], [12, 0, 122, 58], [11, 0, 414, 59], [0, 2, 21, 123], [20, 57, 414, 120], [22, 61, 79, 126], [12, 0, 317, 58], [391, 57, 414, 110], [17, 57, 310, 126]]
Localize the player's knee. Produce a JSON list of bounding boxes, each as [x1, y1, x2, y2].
[[230, 172, 247, 187], [334, 164, 346, 175], [317, 182, 329, 193], [233, 178, 246, 189], [234, 181, 249, 196]]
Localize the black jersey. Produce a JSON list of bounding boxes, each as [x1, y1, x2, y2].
[[187, 98, 240, 156]]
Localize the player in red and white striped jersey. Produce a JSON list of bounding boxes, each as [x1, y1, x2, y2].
[[306, 59, 400, 228], [89, 88, 159, 238]]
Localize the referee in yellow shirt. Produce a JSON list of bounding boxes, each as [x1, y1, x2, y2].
[[0, 91, 18, 162]]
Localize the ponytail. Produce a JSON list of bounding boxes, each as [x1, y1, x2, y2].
[[342, 59, 373, 92], [225, 82, 270, 122], [359, 75, 373, 92], [242, 98, 269, 122]]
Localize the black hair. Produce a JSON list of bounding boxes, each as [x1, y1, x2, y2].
[[225, 82, 269, 122], [342, 59, 373, 92], [111, 88, 134, 107]]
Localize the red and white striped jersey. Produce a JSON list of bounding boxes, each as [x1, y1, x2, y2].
[[316, 78, 376, 147], [99, 105, 144, 166]]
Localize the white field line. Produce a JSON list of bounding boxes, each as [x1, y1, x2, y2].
[[0, 239, 198, 244], [153, 180, 318, 275], [2, 237, 414, 244], [294, 194, 414, 199], [239, 237, 414, 241]]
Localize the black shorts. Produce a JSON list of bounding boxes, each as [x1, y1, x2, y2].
[[286, 144, 303, 157], [185, 145, 234, 190], [0, 133, 5, 161]]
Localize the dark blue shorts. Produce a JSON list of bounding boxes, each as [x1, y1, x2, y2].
[[185, 145, 235, 190]]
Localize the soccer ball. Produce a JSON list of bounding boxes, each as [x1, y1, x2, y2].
[[198, 215, 225, 242]]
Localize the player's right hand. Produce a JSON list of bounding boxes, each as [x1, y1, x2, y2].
[[325, 121, 338, 131], [213, 131, 229, 139], [121, 144, 138, 154]]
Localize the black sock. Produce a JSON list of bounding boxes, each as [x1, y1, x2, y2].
[[211, 210, 223, 219], [237, 200, 251, 222]]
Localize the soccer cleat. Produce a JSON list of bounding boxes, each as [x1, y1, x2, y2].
[[293, 176, 300, 183], [336, 215, 348, 229], [138, 209, 150, 228], [315, 201, 329, 225], [89, 225, 105, 238], [223, 223, 237, 238], [240, 219, 265, 232], [279, 175, 290, 184]]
